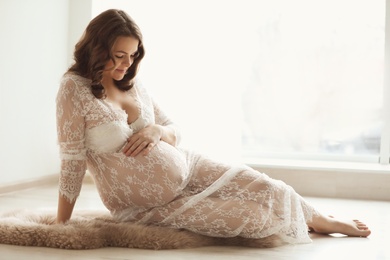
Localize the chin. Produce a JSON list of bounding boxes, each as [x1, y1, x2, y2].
[[112, 74, 125, 81], [114, 76, 125, 81]]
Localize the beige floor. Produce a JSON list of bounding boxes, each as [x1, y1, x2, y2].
[[0, 181, 389, 260]]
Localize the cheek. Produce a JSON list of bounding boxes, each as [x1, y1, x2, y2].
[[104, 60, 116, 70]]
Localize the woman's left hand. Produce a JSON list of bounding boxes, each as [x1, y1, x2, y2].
[[122, 124, 163, 157]]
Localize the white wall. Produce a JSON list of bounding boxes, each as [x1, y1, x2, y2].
[[68, 0, 93, 65], [0, 0, 69, 184]]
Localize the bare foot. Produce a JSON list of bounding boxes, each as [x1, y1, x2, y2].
[[308, 214, 371, 237]]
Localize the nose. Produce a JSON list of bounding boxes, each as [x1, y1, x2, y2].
[[123, 56, 132, 66]]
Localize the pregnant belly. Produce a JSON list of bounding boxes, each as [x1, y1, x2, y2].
[[90, 141, 188, 210], [136, 141, 187, 188]]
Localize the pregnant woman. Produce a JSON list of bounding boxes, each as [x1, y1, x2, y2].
[[56, 9, 371, 245]]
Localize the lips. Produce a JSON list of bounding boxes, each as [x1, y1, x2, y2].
[[116, 69, 127, 73]]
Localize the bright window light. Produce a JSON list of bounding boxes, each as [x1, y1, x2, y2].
[[92, 0, 386, 164]]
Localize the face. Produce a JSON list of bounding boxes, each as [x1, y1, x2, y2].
[[102, 36, 139, 82]]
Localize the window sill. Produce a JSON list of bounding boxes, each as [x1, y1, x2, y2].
[[244, 157, 390, 174], [244, 158, 390, 201]]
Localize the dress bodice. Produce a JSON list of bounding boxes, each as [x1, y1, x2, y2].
[[84, 84, 154, 154]]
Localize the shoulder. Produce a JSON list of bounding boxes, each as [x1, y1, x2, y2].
[[132, 77, 143, 92], [60, 72, 91, 92], [58, 72, 94, 101], [133, 77, 151, 99]]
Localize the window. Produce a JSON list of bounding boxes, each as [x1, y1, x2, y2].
[[93, 0, 387, 164], [241, 0, 386, 164]]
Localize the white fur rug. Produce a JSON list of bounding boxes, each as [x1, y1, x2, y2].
[[0, 210, 282, 250]]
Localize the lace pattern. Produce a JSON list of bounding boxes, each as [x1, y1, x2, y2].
[[56, 73, 316, 244], [114, 153, 315, 244]]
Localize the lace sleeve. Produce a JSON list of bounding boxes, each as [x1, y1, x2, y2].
[[152, 98, 182, 146], [56, 75, 87, 203]]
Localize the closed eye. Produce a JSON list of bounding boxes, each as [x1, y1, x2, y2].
[[114, 52, 138, 59]]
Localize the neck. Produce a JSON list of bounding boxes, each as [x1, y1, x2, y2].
[[101, 76, 114, 88], [101, 79, 125, 101]]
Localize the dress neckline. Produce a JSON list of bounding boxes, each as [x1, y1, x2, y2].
[[102, 86, 143, 127]]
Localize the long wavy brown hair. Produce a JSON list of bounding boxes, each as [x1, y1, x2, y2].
[[68, 9, 145, 99]]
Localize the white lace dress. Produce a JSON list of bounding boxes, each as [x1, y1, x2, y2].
[[56, 73, 318, 244]]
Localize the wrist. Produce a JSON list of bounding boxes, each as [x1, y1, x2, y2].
[[155, 124, 164, 140]]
